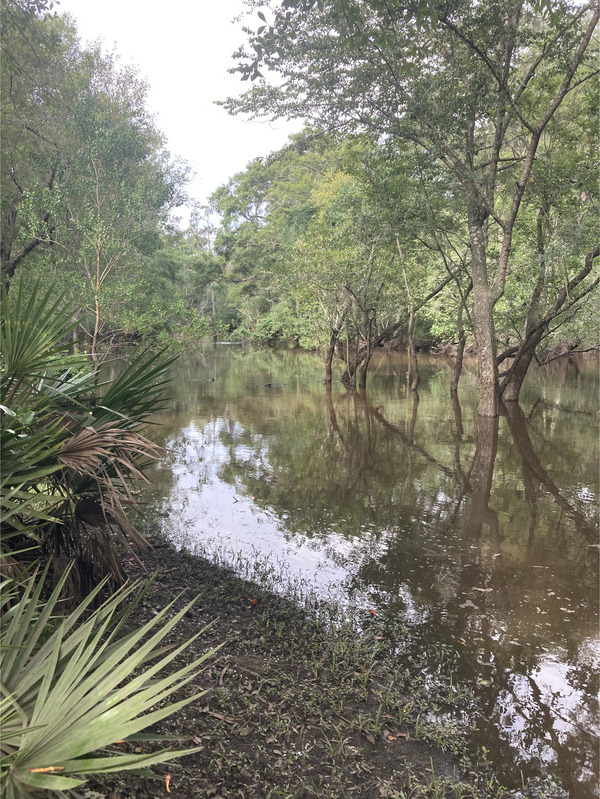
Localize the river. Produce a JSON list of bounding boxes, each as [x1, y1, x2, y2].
[[143, 345, 599, 798]]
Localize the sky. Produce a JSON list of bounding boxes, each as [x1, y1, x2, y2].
[[55, 0, 300, 223]]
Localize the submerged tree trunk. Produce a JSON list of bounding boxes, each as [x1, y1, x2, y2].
[[341, 327, 356, 387], [499, 233, 599, 402], [211, 290, 218, 344], [407, 341, 420, 391], [358, 349, 374, 389], [502, 333, 544, 401], [324, 325, 343, 383], [468, 207, 499, 417], [341, 366, 356, 386], [401, 259, 420, 391], [324, 339, 335, 384], [406, 306, 419, 391], [500, 207, 546, 402], [451, 331, 466, 394], [451, 285, 470, 395], [357, 309, 374, 389]]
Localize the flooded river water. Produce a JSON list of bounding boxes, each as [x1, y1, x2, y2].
[[145, 346, 599, 797]]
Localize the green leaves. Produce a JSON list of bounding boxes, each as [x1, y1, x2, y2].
[[0, 567, 220, 796], [0, 276, 177, 587], [0, 281, 87, 400]]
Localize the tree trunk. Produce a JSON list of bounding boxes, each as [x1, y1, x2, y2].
[[451, 390, 463, 440], [358, 350, 374, 389], [341, 364, 356, 386], [500, 208, 546, 402], [501, 331, 544, 401], [341, 328, 356, 387], [401, 259, 420, 392], [451, 291, 468, 395], [405, 306, 420, 391], [91, 290, 101, 375], [408, 342, 420, 391], [324, 326, 341, 383], [358, 310, 374, 389], [468, 208, 498, 417], [451, 331, 466, 394], [211, 290, 218, 343]]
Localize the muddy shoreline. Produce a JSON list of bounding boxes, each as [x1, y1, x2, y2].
[[85, 533, 519, 799]]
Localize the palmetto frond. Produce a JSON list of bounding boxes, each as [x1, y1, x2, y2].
[[1, 278, 176, 593], [0, 568, 220, 797]]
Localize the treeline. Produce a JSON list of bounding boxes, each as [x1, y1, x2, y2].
[[1, 0, 215, 351], [208, 126, 599, 398], [1, 0, 598, 415], [219, 0, 599, 416]]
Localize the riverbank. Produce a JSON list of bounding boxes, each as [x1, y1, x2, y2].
[[88, 534, 510, 799]]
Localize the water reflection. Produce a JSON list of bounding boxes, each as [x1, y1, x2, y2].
[[147, 347, 599, 797]]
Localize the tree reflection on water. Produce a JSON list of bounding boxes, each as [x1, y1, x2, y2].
[[148, 347, 599, 798]]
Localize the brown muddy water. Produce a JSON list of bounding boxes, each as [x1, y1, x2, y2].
[[143, 346, 598, 798]]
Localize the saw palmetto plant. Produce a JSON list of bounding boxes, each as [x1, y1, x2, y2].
[[0, 566, 219, 798], [0, 283, 220, 796], [0, 279, 176, 593]]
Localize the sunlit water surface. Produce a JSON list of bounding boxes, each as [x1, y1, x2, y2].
[[141, 347, 598, 797]]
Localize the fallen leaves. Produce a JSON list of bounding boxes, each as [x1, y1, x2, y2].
[[200, 706, 236, 724]]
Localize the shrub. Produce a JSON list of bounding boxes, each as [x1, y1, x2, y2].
[[0, 565, 219, 797]]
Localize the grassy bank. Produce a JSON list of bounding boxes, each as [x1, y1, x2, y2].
[[88, 534, 510, 799]]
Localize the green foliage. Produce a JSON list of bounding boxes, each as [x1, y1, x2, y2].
[[224, 0, 598, 408], [1, 2, 188, 356], [0, 279, 176, 592], [0, 565, 219, 797]]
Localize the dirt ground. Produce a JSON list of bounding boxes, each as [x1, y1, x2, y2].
[[86, 537, 507, 799]]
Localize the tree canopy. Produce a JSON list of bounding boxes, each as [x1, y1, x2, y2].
[[1, 0, 597, 407], [223, 0, 599, 413]]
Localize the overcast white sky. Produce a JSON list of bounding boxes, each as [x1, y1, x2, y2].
[[55, 0, 300, 222]]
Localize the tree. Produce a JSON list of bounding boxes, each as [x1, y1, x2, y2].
[[1, 2, 188, 358], [293, 168, 403, 387], [356, 142, 466, 390], [0, 1, 77, 289], [225, 0, 598, 415], [495, 88, 599, 399], [57, 87, 185, 367], [211, 131, 345, 345]]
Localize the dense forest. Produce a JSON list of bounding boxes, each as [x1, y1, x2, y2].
[[2, 0, 598, 416]]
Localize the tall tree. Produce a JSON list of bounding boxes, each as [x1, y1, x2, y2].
[[495, 88, 599, 399], [293, 168, 403, 387], [211, 132, 345, 345], [0, 0, 76, 289], [1, 1, 188, 357], [225, 0, 598, 415]]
